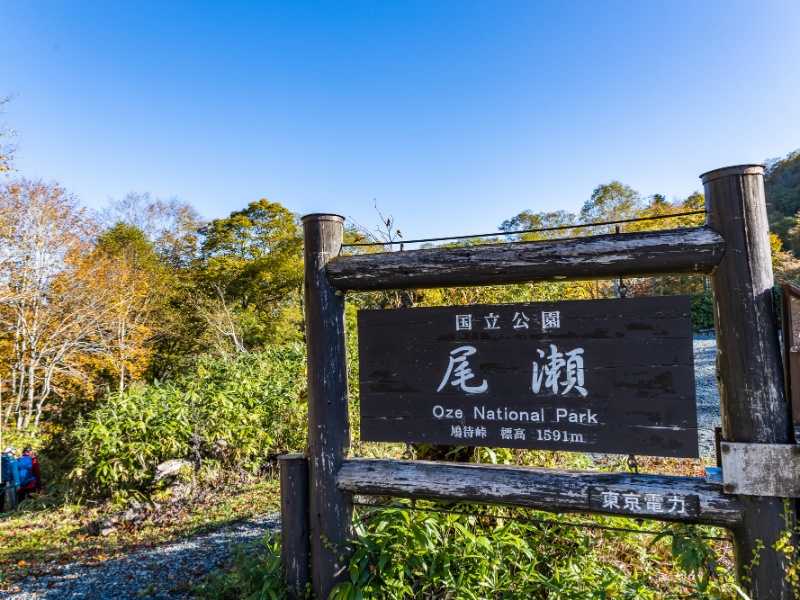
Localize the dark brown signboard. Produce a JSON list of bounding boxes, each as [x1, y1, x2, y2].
[[358, 296, 698, 457]]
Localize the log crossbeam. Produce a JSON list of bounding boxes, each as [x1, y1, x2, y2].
[[326, 226, 725, 292], [337, 459, 743, 528]]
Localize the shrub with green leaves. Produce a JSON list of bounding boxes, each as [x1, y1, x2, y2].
[[690, 292, 714, 333], [328, 502, 744, 600], [69, 346, 307, 495], [203, 501, 744, 600]]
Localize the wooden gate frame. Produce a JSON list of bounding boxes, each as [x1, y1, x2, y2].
[[279, 165, 795, 599]]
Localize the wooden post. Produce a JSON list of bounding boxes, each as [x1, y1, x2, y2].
[[779, 282, 800, 441], [302, 214, 352, 599], [702, 165, 794, 599], [279, 453, 310, 598]]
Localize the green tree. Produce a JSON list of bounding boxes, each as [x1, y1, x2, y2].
[[499, 209, 577, 241], [766, 150, 800, 218], [765, 150, 800, 254], [197, 199, 304, 351], [579, 181, 643, 232], [100, 192, 203, 269], [97, 222, 162, 272]]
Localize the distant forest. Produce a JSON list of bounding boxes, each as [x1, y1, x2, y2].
[[765, 149, 800, 254]]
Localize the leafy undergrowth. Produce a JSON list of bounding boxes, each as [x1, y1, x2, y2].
[[200, 500, 743, 600], [0, 479, 279, 589], [328, 502, 741, 600]]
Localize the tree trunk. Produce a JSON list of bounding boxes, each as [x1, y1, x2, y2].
[[22, 360, 35, 429]]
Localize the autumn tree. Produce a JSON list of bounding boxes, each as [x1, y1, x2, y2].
[[0, 94, 18, 175], [94, 223, 165, 391], [0, 179, 113, 429], [98, 192, 210, 379]]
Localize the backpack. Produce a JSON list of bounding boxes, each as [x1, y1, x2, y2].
[[16, 455, 35, 487], [1, 454, 16, 486]]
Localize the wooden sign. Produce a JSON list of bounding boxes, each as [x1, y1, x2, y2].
[[358, 296, 698, 457]]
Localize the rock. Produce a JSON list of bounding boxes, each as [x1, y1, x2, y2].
[[153, 458, 193, 483], [86, 521, 101, 536], [166, 481, 193, 502], [121, 509, 137, 522], [88, 505, 149, 536], [99, 515, 120, 528]]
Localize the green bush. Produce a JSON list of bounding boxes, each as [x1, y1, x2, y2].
[[69, 346, 307, 495], [331, 503, 742, 599], [203, 501, 743, 600], [690, 293, 714, 334]]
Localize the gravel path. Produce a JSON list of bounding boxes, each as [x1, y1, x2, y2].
[[4, 514, 281, 599], [4, 339, 722, 598], [694, 337, 721, 458]]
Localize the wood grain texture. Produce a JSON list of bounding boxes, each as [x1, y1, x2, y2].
[[302, 214, 352, 599], [279, 454, 310, 598], [779, 282, 800, 441], [358, 296, 698, 457], [336, 459, 744, 527], [327, 226, 725, 291], [720, 442, 800, 497], [703, 165, 794, 599]]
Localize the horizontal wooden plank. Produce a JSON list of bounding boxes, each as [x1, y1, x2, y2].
[[328, 227, 724, 291], [721, 442, 800, 497], [336, 459, 743, 527]]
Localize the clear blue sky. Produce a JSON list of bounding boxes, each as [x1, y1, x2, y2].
[[2, 1, 799, 241]]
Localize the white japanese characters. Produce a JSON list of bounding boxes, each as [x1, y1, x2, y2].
[[433, 306, 596, 447], [484, 313, 501, 330], [454, 310, 560, 332], [437, 342, 589, 398], [542, 310, 560, 330], [437, 346, 488, 394], [532, 344, 587, 397], [512, 312, 530, 329], [498, 428, 528, 440], [450, 425, 488, 439], [455, 314, 473, 331], [599, 491, 687, 515]]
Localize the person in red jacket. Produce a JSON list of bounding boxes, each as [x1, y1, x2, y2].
[[16, 446, 42, 504]]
